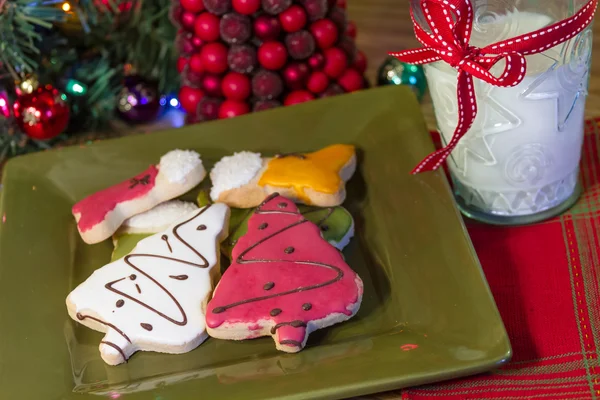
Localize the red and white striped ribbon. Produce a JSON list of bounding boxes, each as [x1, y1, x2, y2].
[[391, 0, 598, 174]]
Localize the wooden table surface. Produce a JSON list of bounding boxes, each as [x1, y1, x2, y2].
[[348, 0, 600, 131]]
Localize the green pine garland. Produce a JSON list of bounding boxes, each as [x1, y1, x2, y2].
[[0, 0, 178, 162]]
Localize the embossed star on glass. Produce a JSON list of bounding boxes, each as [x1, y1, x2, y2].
[[417, 0, 593, 225]]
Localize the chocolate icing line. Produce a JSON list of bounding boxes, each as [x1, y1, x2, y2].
[[76, 313, 131, 343], [169, 275, 188, 280], [211, 218, 344, 314], [270, 320, 306, 334], [161, 235, 173, 253], [279, 339, 303, 347], [104, 205, 214, 326], [135, 284, 141, 294], [140, 323, 153, 331], [101, 341, 127, 362]]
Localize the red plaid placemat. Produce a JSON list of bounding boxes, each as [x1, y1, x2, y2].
[[373, 119, 600, 399]]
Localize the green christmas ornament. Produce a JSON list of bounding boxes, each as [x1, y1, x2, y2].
[[377, 57, 427, 102]]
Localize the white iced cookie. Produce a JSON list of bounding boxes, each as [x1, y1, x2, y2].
[[66, 203, 230, 365], [119, 200, 199, 234], [72, 150, 206, 244], [209, 144, 356, 208]]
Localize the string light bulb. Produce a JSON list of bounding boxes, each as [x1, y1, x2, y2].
[[62, 2, 71, 12]]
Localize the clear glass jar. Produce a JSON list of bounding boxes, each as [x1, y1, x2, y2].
[[414, 0, 593, 225]]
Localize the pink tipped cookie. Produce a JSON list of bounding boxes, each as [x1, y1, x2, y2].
[[206, 193, 363, 353], [72, 150, 206, 244]]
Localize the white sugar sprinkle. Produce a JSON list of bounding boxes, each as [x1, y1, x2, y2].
[[123, 200, 199, 231], [159, 150, 204, 184], [210, 151, 263, 201]]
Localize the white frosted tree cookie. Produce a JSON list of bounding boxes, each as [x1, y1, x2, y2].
[[72, 150, 206, 244], [209, 144, 356, 208], [66, 203, 230, 365]]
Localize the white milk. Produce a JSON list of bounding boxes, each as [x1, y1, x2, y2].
[[426, 11, 592, 216]]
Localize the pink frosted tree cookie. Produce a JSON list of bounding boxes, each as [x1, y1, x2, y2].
[[206, 193, 363, 353]]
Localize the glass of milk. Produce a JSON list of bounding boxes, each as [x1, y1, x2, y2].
[[413, 0, 593, 225]]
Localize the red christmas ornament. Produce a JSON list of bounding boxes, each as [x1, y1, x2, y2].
[[337, 68, 363, 92], [180, 0, 205, 13], [262, 0, 291, 15], [222, 72, 251, 100], [200, 42, 229, 73], [189, 52, 205, 73], [198, 97, 223, 120], [285, 30, 316, 60], [179, 86, 205, 114], [284, 90, 314, 105], [253, 99, 281, 111], [353, 50, 367, 74], [337, 0, 346, 8], [307, 71, 329, 93], [258, 41, 288, 70], [282, 62, 309, 90], [202, 74, 223, 97], [254, 15, 281, 41], [194, 12, 221, 41], [308, 52, 325, 70], [183, 69, 204, 86], [252, 69, 284, 99], [203, 0, 231, 15], [219, 99, 250, 118], [181, 11, 198, 30], [13, 85, 70, 140], [228, 44, 258, 73], [309, 19, 338, 50], [279, 5, 307, 33], [299, 0, 328, 21], [178, 32, 196, 54], [220, 13, 252, 44], [177, 57, 189, 73], [323, 47, 347, 78], [232, 0, 260, 15], [320, 83, 344, 97], [346, 21, 356, 38]]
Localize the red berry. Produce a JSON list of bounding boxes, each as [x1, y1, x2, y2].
[[308, 52, 325, 69], [310, 19, 338, 50], [321, 83, 344, 97], [339, 36, 357, 62], [338, 68, 363, 92], [228, 44, 257, 73], [329, 6, 347, 33], [178, 32, 196, 54], [323, 47, 347, 78], [181, 11, 197, 30], [346, 21, 356, 38], [279, 5, 307, 33], [192, 36, 204, 47], [282, 62, 309, 90], [180, 0, 205, 13], [177, 57, 188, 73], [200, 42, 229, 73], [253, 100, 281, 111], [262, 0, 291, 15], [299, 0, 328, 21], [232, 0, 260, 14], [189, 53, 205, 73], [284, 90, 314, 105], [183, 70, 204, 86], [307, 71, 329, 93], [198, 97, 223, 120], [220, 13, 251, 44], [219, 100, 250, 118], [179, 86, 205, 114], [253, 15, 281, 41], [285, 30, 315, 60], [222, 72, 251, 100], [201, 74, 223, 96], [252, 69, 283, 99], [194, 12, 220, 41], [258, 42, 288, 70], [203, 0, 231, 15], [353, 50, 367, 74]]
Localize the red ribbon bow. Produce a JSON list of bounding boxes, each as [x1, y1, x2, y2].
[[391, 0, 598, 174]]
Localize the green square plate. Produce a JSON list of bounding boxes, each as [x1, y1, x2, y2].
[[0, 86, 511, 400]]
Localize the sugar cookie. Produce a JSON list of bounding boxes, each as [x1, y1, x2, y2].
[[67, 203, 230, 365], [210, 144, 356, 208], [206, 194, 363, 353], [72, 150, 206, 244], [111, 200, 199, 261]]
